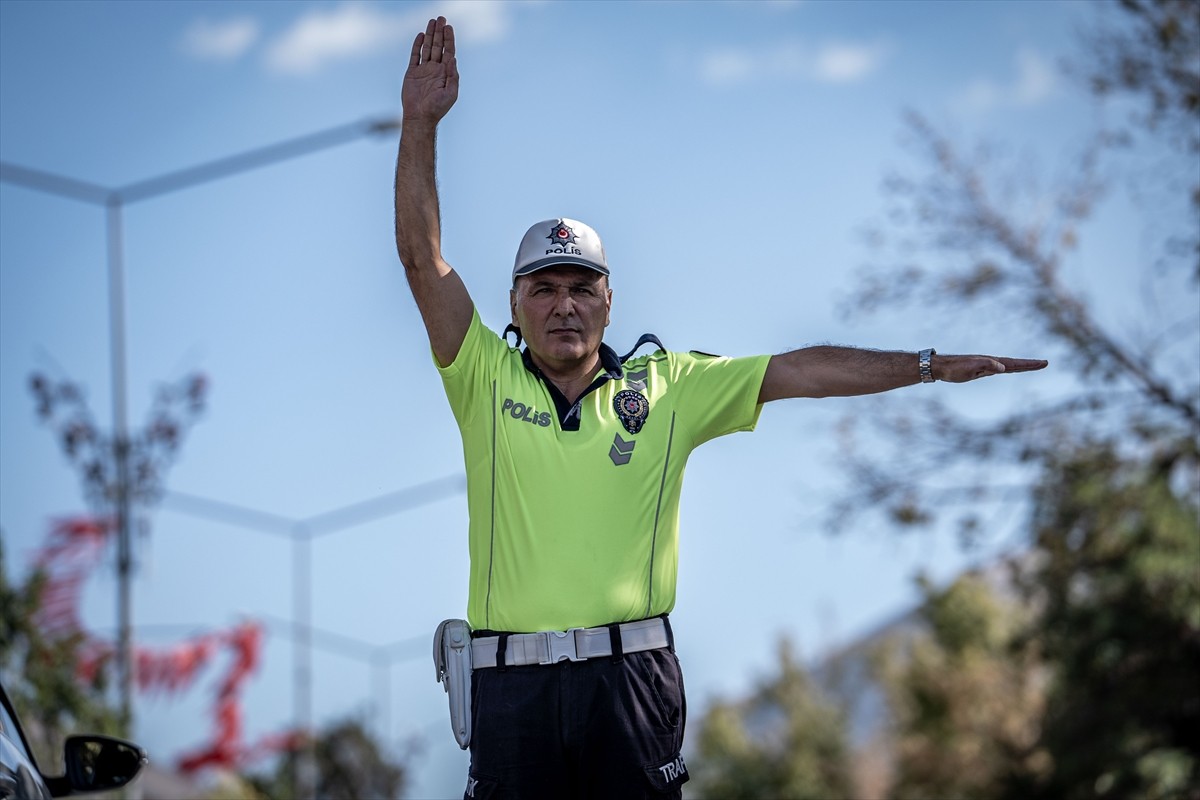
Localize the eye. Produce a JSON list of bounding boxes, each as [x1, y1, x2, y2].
[[571, 286, 595, 296]]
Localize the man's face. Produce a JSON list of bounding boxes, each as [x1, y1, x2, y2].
[[510, 265, 612, 373]]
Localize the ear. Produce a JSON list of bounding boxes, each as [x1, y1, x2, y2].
[[510, 288, 518, 326], [604, 287, 613, 327]]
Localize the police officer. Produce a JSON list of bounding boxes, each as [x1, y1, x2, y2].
[[394, 17, 1047, 800]]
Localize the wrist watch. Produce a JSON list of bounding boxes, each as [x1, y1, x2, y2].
[[919, 348, 936, 383]]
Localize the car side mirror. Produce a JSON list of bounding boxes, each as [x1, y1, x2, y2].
[[62, 735, 147, 794]]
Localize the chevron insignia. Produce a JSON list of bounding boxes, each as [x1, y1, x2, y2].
[[609, 433, 635, 466]]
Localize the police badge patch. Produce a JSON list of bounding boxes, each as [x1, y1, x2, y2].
[[613, 389, 650, 435]]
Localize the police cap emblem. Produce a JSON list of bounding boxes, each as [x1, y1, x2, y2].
[[613, 389, 650, 435], [547, 223, 578, 248]]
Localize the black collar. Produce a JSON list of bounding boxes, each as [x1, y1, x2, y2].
[[520, 343, 623, 431], [505, 327, 664, 431]]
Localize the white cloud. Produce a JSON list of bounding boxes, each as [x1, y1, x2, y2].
[[813, 42, 887, 83], [265, 3, 410, 74], [442, 0, 512, 43], [264, 1, 511, 76], [698, 39, 887, 87], [960, 79, 1000, 113], [699, 50, 758, 87], [955, 48, 1056, 114], [1011, 49, 1055, 105], [181, 17, 260, 61]]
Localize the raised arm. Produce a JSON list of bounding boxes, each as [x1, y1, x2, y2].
[[395, 16, 473, 367], [758, 347, 1048, 403]]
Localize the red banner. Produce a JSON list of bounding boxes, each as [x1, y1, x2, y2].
[[33, 516, 110, 636], [30, 516, 299, 773], [176, 621, 300, 773]]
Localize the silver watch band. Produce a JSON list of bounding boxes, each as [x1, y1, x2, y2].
[[919, 348, 936, 383]]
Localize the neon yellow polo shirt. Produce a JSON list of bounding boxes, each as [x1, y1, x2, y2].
[[437, 308, 770, 633]]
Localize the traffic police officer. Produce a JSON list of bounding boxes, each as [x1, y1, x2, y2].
[[394, 17, 1048, 800]]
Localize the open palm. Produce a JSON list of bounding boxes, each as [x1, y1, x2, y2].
[[402, 17, 458, 124]]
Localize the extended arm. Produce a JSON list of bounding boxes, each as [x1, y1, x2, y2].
[[395, 16, 472, 367], [758, 346, 1048, 403]]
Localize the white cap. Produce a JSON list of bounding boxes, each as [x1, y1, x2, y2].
[[512, 218, 609, 281]]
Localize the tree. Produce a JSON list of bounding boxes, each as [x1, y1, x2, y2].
[[1085, 0, 1199, 247], [872, 572, 1046, 800], [0, 533, 123, 773], [872, 445, 1199, 800], [688, 637, 854, 800], [831, 0, 1197, 542], [830, 1, 1199, 798], [1019, 443, 1200, 799], [247, 716, 409, 800]]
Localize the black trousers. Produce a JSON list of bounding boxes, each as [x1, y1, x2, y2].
[[463, 647, 689, 799]]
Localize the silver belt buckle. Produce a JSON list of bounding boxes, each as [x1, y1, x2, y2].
[[540, 628, 585, 664]]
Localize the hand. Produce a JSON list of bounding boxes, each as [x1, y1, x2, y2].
[[402, 17, 458, 125], [933, 354, 1048, 383]]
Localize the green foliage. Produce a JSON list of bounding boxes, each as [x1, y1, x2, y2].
[[872, 446, 1200, 800], [0, 533, 123, 774], [874, 573, 1046, 800], [829, 1, 1200, 795], [689, 638, 853, 800], [247, 716, 407, 800], [1020, 444, 1200, 800]]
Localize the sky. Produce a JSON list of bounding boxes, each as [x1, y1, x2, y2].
[[0, 1, 1122, 797]]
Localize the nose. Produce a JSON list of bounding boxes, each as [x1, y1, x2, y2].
[[552, 287, 575, 316]]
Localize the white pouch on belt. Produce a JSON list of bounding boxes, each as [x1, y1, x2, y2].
[[433, 619, 473, 749]]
